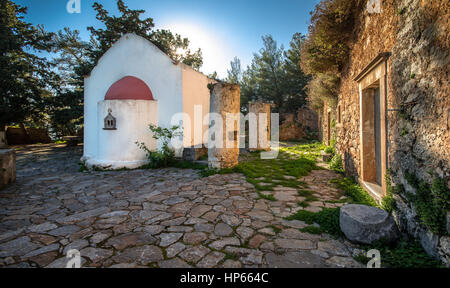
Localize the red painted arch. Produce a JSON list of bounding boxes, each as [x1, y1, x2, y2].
[[105, 76, 154, 101]]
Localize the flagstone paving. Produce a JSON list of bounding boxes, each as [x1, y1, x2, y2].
[[0, 144, 364, 268]]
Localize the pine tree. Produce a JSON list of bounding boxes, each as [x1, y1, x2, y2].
[[282, 33, 310, 112], [238, 34, 310, 113], [0, 0, 57, 133], [226, 57, 242, 84]]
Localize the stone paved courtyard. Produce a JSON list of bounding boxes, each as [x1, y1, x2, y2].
[[0, 144, 365, 268]]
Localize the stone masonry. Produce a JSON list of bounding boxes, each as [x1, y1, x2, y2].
[[330, 0, 449, 264], [208, 83, 241, 169], [0, 149, 15, 189], [0, 144, 364, 268], [248, 101, 272, 152]]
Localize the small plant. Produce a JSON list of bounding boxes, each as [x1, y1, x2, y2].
[[298, 189, 314, 197], [400, 126, 409, 137], [360, 238, 444, 268], [382, 171, 397, 214], [353, 253, 371, 265], [269, 225, 282, 234], [297, 201, 310, 208], [78, 162, 89, 172], [324, 146, 334, 154], [223, 252, 239, 261], [329, 154, 343, 172], [405, 172, 449, 235], [300, 225, 323, 235], [330, 177, 378, 207], [258, 192, 276, 201], [137, 124, 182, 169], [286, 208, 342, 237]]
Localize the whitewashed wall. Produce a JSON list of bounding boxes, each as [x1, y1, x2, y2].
[[86, 100, 158, 169], [83, 34, 183, 166], [181, 64, 215, 148], [83, 33, 214, 167]]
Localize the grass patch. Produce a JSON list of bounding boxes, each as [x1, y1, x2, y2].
[[286, 208, 342, 237], [219, 150, 317, 193], [325, 198, 348, 204], [297, 201, 310, 208], [297, 189, 314, 197], [305, 195, 319, 202], [330, 177, 378, 207], [269, 225, 282, 234], [360, 239, 445, 268], [279, 142, 327, 160], [300, 225, 323, 235], [223, 252, 239, 261], [353, 254, 370, 265], [258, 193, 276, 201]]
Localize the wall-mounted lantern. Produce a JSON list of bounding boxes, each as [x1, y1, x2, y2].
[[103, 108, 117, 130]]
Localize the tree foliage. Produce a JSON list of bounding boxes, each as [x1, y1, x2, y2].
[[234, 34, 309, 114], [86, 0, 203, 71], [300, 0, 364, 109], [226, 57, 242, 84], [0, 0, 57, 131], [48, 0, 204, 136]]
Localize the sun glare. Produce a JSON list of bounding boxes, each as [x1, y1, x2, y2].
[[162, 21, 234, 77]]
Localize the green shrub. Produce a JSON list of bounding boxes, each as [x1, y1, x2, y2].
[[324, 146, 334, 154], [78, 162, 88, 172], [382, 172, 397, 214], [300, 0, 365, 109], [137, 124, 181, 169], [300, 225, 323, 235], [329, 154, 343, 172], [405, 172, 449, 235], [361, 239, 445, 268]]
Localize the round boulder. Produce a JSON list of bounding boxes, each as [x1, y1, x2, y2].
[[340, 204, 400, 244]]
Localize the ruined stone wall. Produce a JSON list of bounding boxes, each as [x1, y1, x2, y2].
[[279, 114, 306, 141], [297, 107, 320, 139], [208, 83, 240, 169], [279, 107, 320, 141], [248, 102, 272, 151], [335, 0, 449, 264], [5, 127, 52, 145]]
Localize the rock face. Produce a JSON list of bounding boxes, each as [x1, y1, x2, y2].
[[0, 149, 16, 189], [340, 204, 400, 244]]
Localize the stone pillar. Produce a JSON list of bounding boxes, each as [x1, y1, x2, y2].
[[248, 101, 272, 151], [208, 83, 240, 169], [0, 131, 7, 148], [0, 149, 16, 189]]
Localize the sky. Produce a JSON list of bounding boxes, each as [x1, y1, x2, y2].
[[15, 0, 320, 78]]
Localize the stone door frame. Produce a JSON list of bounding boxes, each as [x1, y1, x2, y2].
[[354, 52, 390, 201]]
